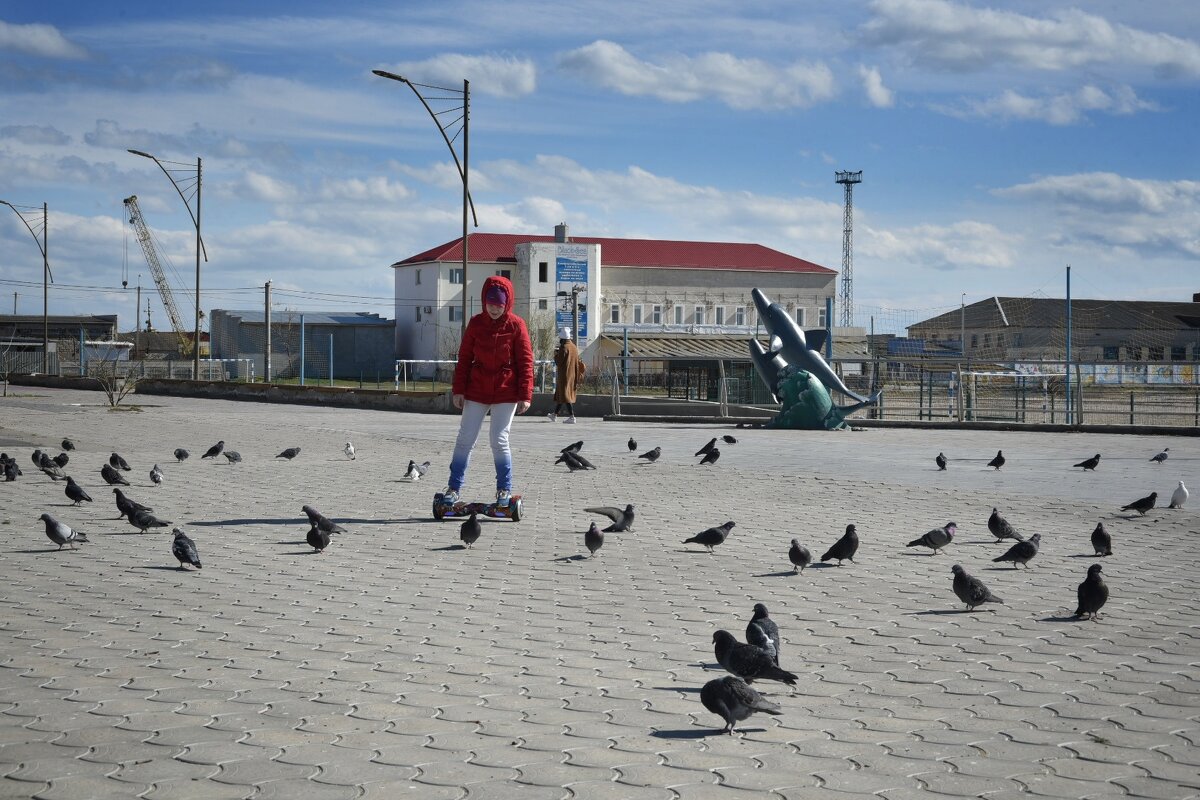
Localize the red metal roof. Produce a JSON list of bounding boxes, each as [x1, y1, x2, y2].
[[394, 233, 835, 274]]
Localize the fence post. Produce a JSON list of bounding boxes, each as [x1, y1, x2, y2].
[[955, 364, 964, 422], [1075, 363, 1083, 425], [717, 359, 728, 418], [1129, 392, 1135, 425]]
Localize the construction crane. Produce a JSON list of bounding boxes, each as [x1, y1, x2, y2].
[[123, 195, 193, 355]]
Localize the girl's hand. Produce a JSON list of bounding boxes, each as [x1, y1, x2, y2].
[[516, 401, 531, 414], [453, 394, 465, 409]]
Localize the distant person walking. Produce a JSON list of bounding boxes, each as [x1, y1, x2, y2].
[[549, 327, 585, 424]]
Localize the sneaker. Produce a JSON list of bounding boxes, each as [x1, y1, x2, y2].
[[547, 413, 556, 422], [496, 489, 511, 505], [563, 416, 577, 424], [442, 488, 460, 504]]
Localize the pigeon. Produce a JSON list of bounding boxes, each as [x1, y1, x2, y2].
[[788, 539, 812, 574], [1073, 454, 1101, 471], [987, 508, 1023, 542], [951, 564, 1004, 611], [712, 630, 798, 685], [1120, 492, 1157, 516], [722, 435, 738, 445], [109, 453, 132, 471], [459, 512, 481, 549], [307, 525, 331, 553], [1169, 481, 1188, 509], [557, 451, 594, 471], [627, 437, 637, 452], [223, 451, 242, 464], [52, 452, 69, 468], [40, 513, 88, 550], [171, 528, 202, 570], [201, 440, 225, 459], [64, 477, 93, 506], [747, 604, 781, 666], [993, 532, 1041, 568], [302, 504, 347, 535], [113, 488, 152, 521], [3, 460, 16, 481], [149, 464, 163, 486], [174, 448, 189, 463], [584, 521, 604, 557], [128, 507, 170, 533], [745, 623, 778, 666], [403, 460, 422, 480], [276, 447, 301, 460], [695, 438, 718, 457], [700, 676, 783, 735], [1090, 522, 1113, 557], [584, 504, 635, 533], [1075, 564, 1109, 621], [637, 446, 661, 463], [683, 521, 735, 553], [30, 449, 43, 468], [344, 441, 355, 460], [821, 524, 859, 565], [935, 452, 947, 470], [698, 448, 721, 466], [1150, 447, 1169, 464], [560, 440, 584, 455], [39, 460, 67, 481], [907, 522, 957, 555], [61, 438, 75, 451], [987, 450, 1005, 470]]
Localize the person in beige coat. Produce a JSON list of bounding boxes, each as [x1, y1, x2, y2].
[[549, 327, 585, 423]]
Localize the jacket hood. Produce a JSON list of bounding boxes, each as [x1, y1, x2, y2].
[[481, 274, 515, 316]]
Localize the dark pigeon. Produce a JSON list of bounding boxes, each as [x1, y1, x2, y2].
[[171, 528, 201, 569], [821, 524, 859, 565], [40, 513, 88, 550], [627, 437, 637, 452], [683, 521, 735, 553], [223, 451, 242, 464], [30, 450, 43, 468], [907, 522, 956, 555], [987, 508, 1023, 542], [637, 446, 661, 463], [3, 461, 16, 481], [701, 676, 782, 735], [460, 512, 481, 549], [935, 452, 947, 470], [698, 448, 721, 466], [584, 504, 635, 532], [302, 504, 347, 535], [1073, 454, 1101, 471], [307, 525, 331, 553], [174, 448, 189, 463], [788, 539, 812, 574], [64, 477, 93, 506], [1075, 564, 1109, 620], [987, 450, 1005, 470], [201, 440, 225, 459], [52, 452, 69, 468], [584, 521, 603, 557], [557, 451, 595, 471], [61, 439, 75, 451], [993, 532, 1041, 568], [722, 435, 737, 444], [951, 564, 1004, 611], [113, 488, 151, 521], [101, 463, 130, 486], [1090, 522, 1113, 556], [109, 453, 132, 471], [745, 623, 778, 666], [747, 604, 780, 666], [129, 507, 170, 533], [712, 630, 797, 685], [1120, 492, 1156, 516], [276, 447, 301, 460], [560, 440, 583, 455], [1150, 448, 1169, 464], [695, 438, 718, 457]]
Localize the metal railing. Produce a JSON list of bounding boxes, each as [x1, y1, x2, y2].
[[394, 359, 554, 393]]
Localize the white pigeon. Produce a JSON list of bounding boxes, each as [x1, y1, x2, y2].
[[403, 460, 431, 481], [344, 441, 355, 460], [150, 464, 163, 486], [40, 513, 89, 550], [1169, 480, 1189, 509], [1150, 447, 1170, 464]]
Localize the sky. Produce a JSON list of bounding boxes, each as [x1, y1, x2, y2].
[[1, 0, 1198, 335]]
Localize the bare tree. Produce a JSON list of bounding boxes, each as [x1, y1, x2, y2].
[[92, 341, 138, 408]]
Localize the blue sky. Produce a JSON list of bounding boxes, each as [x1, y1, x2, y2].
[[1, 0, 1197, 334]]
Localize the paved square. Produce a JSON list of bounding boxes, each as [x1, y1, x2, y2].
[[1, 388, 1197, 799]]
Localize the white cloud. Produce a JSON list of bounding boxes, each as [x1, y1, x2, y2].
[[235, 172, 296, 204], [558, 40, 835, 110], [383, 54, 537, 98], [318, 176, 413, 204], [0, 124, 70, 146], [0, 21, 88, 60], [862, 220, 1019, 270], [943, 83, 1160, 125], [863, 0, 1200, 77], [857, 64, 894, 107]]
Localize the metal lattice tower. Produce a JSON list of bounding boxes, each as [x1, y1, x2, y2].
[[835, 170, 862, 328]]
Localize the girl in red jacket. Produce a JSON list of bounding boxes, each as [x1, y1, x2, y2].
[[443, 275, 534, 504]]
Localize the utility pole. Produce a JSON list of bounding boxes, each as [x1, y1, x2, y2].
[[264, 281, 272, 383], [835, 171, 862, 329], [135, 280, 142, 359]]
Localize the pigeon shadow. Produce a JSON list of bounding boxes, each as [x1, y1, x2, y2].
[[275, 540, 308, 546], [649, 686, 703, 694], [910, 609, 974, 616], [753, 570, 799, 578], [191, 517, 307, 527], [139, 565, 189, 572], [429, 545, 466, 551], [983, 566, 1027, 571], [809, 562, 843, 569], [552, 554, 590, 562], [12, 548, 72, 554], [1040, 614, 1083, 623], [649, 729, 716, 740], [1069, 553, 1109, 558], [283, 549, 319, 555]]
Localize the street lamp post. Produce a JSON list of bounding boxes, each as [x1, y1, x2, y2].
[[373, 69, 477, 331], [127, 150, 206, 380], [0, 200, 52, 373]]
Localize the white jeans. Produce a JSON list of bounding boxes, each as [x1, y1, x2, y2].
[[447, 400, 517, 492]]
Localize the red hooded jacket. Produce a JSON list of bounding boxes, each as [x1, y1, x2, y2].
[[451, 275, 534, 405]]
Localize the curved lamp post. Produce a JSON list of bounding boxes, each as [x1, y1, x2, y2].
[[127, 149, 207, 379], [0, 200, 52, 373], [372, 69, 477, 330]]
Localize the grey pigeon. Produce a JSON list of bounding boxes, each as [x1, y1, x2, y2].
[[584, 521, 604, 557], [1075, 564, 1109, 620], [993, 532, 1041, 568], [149, 464, 163, 486], [788, 539, 812, 573], [1169, 481, 1188, 509], [109, 453, 131, 471], [276, 447, 301, 460], [987, 508, 1023, 541], [1073, 454, 1101, 471], [722, 435, 737, 445], [40, 513, 88, 550], [1090, 522, 1113, 556], [695, 438, 717, 457], [171, 528, 201, 569], [201, 440, 225, 459], [585, 504, 635, 533], [302, 504, 347, 535], [683, 521, 735, 553], [61, 438, 75, 451], [951, 564, 1004, 611], [560, 440, 584, 455], [698, 448, 721, 466], [907, 522, 957, 555], [64, 477, 93, 506], [637, 446, 661, 463], [744, 624, 778, 666], [935, 452, 947, 470], [174, 448, 189, 463], [344, 441, 355, 460], [40, 460, 67, 481], [460, 512, 481, 549], [101, 463, 130, 486], [3, 461, 16, 481], [113, 488, 151, 520], [223, 451, 242, 464], [1120, 492, 1157, 516], [307, 525, 331, 553], [821, 524, 859, 565], [627, 437, 637, 452], [413, 460, 430, 477], [712, 630, 797, 685], [52, 452, 69, 468], [403, 459, 430, 480], [30, 449, 43, 468], [1150, 447, 1169, 464], [701, 676, 782, 734], [129, 506, 170, 533], [987, 450, 1005, 470], [747, 604, 781, 666]]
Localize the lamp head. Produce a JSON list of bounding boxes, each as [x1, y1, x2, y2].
[[372, 69, 408, 83], [127, 149, 154, 159]]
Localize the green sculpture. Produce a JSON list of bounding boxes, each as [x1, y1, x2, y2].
[[767, 368, 850, 430]]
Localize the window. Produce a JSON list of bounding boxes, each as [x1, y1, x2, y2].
[[651, 304, 662, 325], [674, 305, 683, 325], [415, 269, 422, 285], [610, 304, 620, 323], [633, 304, 643, 324], [1014, 333, 1023, 347], [1171, 345, 1187, 361], [694, 305, 705, 325], [983, 333, 991, 348], [496, 269, 511, 279], [715, 306, 725, 326], [795, 308, 806, 327], [731, 306, 743, 326], [449, 268, 463, 285], [1103, 346, 1119, 360], [996, 333, 1004, 349], [818, 307, 827, 328], [538, 262, 548, 283], [1148, 346, 1164, 361], [537, 299, 548, 310], [970, 334, 978, 349], [1126, 346, 1142, 360], [448, 306, 462, 322]]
